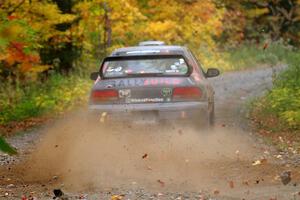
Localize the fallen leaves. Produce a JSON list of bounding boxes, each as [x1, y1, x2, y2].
[[142, 153, 148, 159], [21, 195, 38, 200], [256, 179, 261, 184], [157, 179, 165, 187], [252, 160, 262, 166], [228, 180, 234, 189], [252, 158, 267, 166], [78, 194, 88, 200], [263, 42, 269, 50], [213, 190, 220, 195], [111, 194, 125, 200], [242, 180, 249, 186], [0, 117, 47, 136]]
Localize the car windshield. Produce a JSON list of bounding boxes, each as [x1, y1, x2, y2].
[[102, 56, 189, 78]]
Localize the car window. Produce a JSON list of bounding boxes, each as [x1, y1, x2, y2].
[[186, 50, 206, 77], [102, 56, 189, 78]]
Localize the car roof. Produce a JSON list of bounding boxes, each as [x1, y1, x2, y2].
[[110, 45, 187, 57], [138, 41, 165, 46]]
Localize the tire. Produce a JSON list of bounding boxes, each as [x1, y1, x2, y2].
[[208, 100, 215, 127], [191, 100, 215, 133]]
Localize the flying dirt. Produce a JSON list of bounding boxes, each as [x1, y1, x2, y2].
[[1, 66, 300, 200]]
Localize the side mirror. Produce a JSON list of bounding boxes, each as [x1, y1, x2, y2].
[[206, 68, 220, 78], [90, 72, 99, 80]]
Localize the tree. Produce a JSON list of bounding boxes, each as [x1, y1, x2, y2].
[[138, 0, 224, 67], [246, 0, 300, 45], [0, 0, 78, 80], [219, 0, 300, 45], [40, 0, 82, 74], [74, 0, 145, 58]]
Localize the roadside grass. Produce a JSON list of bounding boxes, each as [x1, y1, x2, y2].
[[247, 43, 300, 153], [225, 41, 293, 70], [0, 136, 17, 155], [0, 73, 91, 136]]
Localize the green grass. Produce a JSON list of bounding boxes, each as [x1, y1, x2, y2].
[[0, 73, 91, 126], [226, 41, 294, 70], [246, 45, 300, 151], [259, 65, 300, 130], [226, 41, 300, 133], [0, 136, 17, 155], [224, 42, 300, 152]]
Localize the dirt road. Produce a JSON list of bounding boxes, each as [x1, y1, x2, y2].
[[1, 66, 300, 200]]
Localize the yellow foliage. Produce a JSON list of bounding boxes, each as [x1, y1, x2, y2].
[[0, 0, 79, 78], [137, 0, 226, 68], [246, 8, 269, 18], [144, 20, 182, 43], [1, 0, 231, 74]]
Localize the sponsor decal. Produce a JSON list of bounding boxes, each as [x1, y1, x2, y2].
[[130, 98, 164, 103], [161, 88, 172, 97], [119, 89, 131, 98], [165, 69, 180, 73], [143, 78, 182, 86], [107, 66, 123, 72], [101, 78, 183, 88]]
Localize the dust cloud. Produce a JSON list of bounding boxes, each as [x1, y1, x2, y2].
[[21, 111, 263, 192]]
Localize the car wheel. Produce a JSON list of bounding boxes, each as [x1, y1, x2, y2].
[[208, 100, 215, 127], [194, 101, 214, 132]]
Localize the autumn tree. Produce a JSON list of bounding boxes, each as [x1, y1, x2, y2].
[[73, 0, 145, 59], [220, 0, 300, 45], [137, 0, 224, 67], [214, 0, 246, 47], [40, 0, 81, 73], [0, 0, 78, 80], [247, 0, 300, 45]]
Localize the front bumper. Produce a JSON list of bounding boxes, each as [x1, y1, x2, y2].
[[88, 101, 208, 121]]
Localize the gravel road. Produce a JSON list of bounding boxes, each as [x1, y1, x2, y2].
[[1, 66, 300, 200]]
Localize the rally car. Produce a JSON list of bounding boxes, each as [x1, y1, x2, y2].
[[88, 41, 219, 127]]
